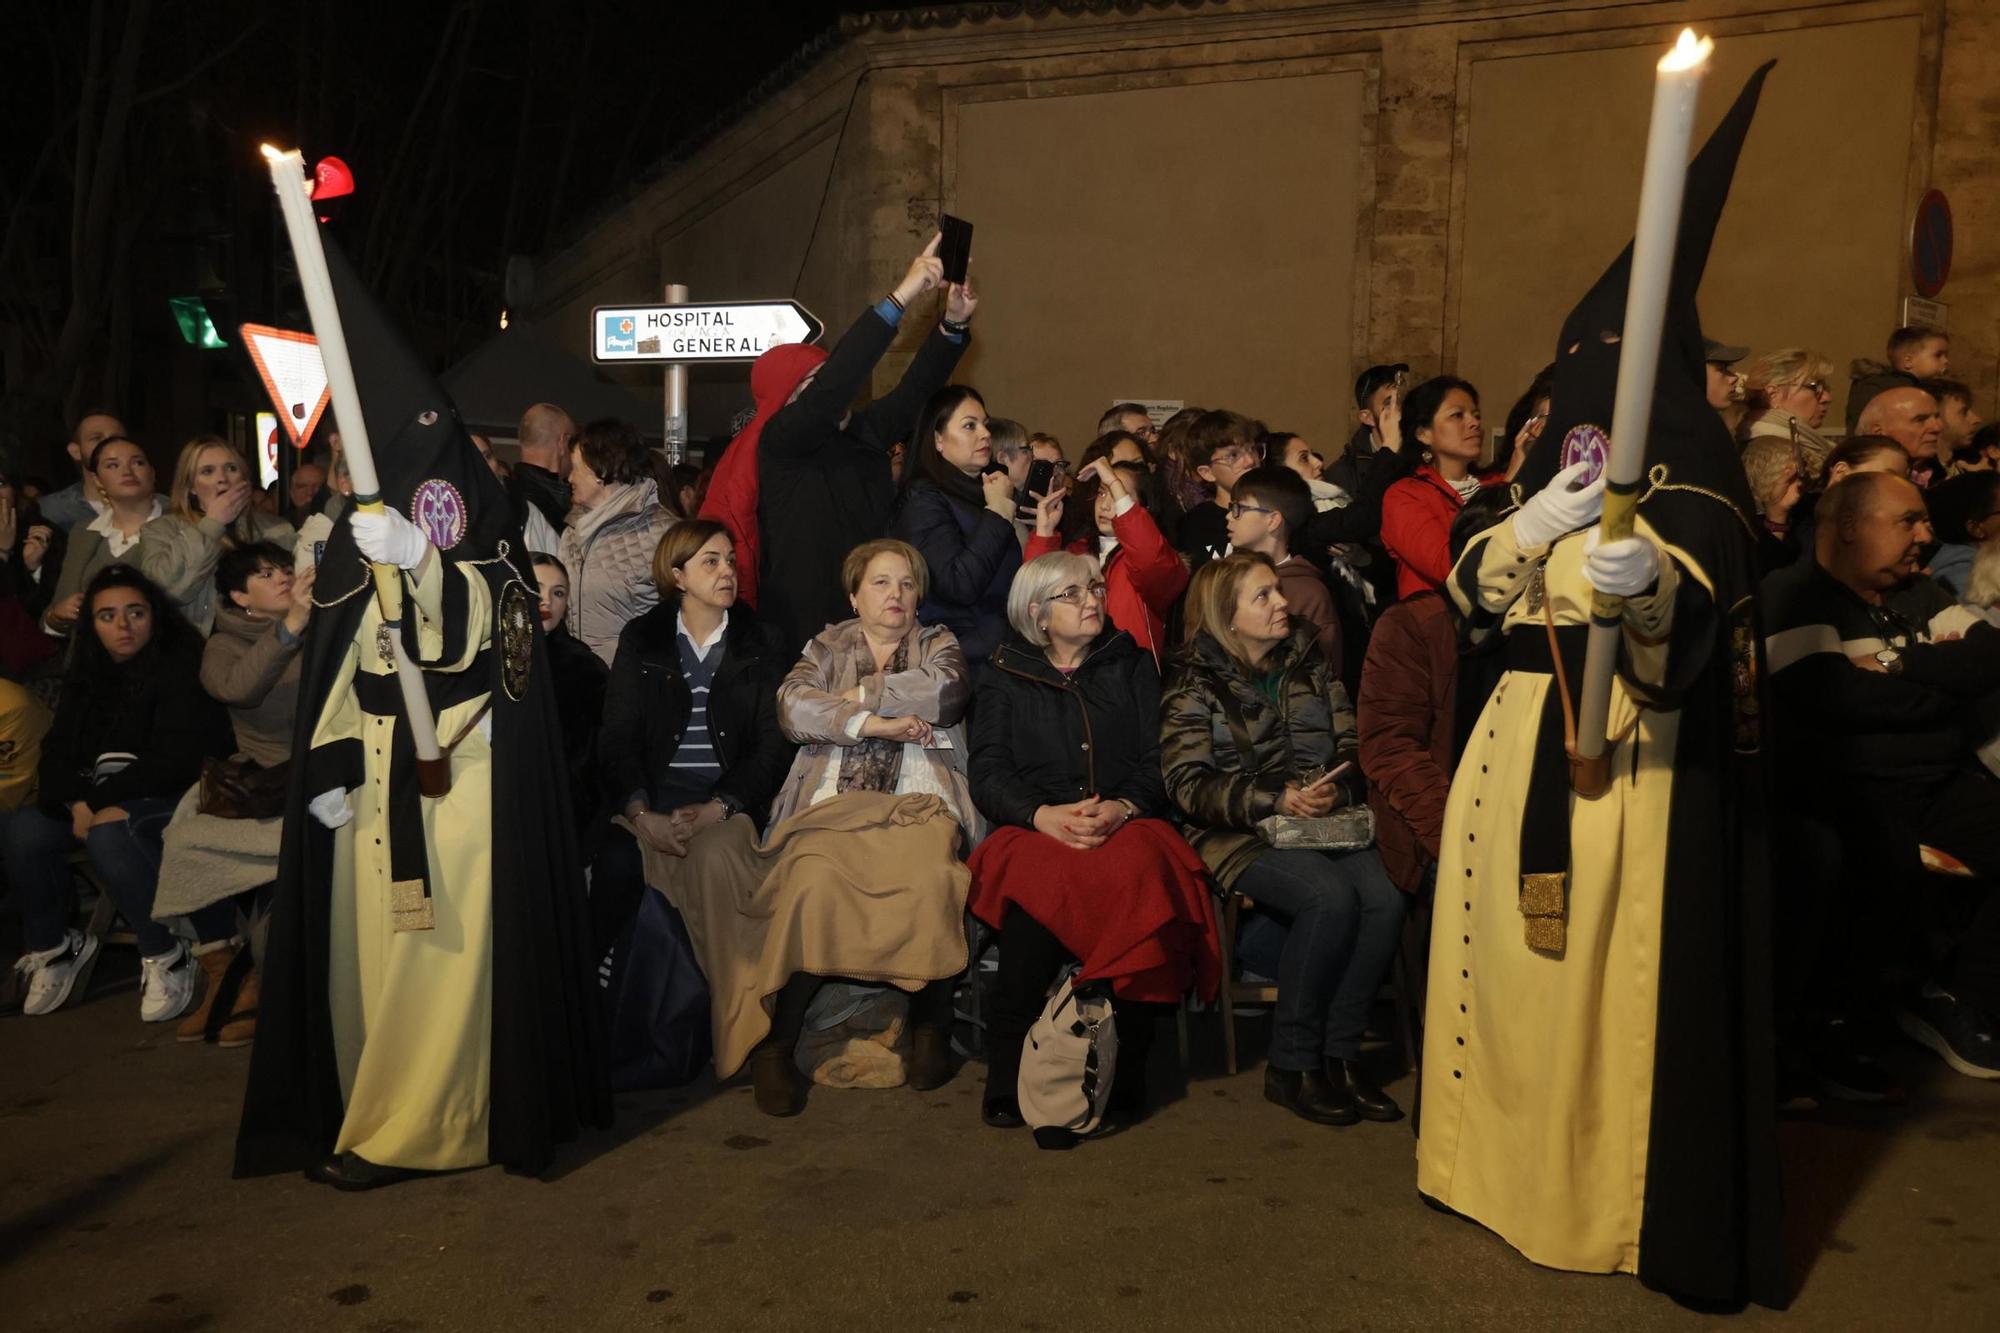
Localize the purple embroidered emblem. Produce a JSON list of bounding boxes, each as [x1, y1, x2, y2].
[[1559, 423, 1611, 488], [410, 478, 467, 551]]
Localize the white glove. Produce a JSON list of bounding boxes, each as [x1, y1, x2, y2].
[[1512, 461, 1606, 550], [351, 508, 430, 569], [309, 787, 354, 829], [1582, 530, 1661, 598]]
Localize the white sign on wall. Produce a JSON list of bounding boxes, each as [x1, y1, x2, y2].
[[1112, 398, 1185, 428]]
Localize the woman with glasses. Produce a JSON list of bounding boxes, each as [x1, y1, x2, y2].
[[1739, 348, 1837, 477], [1022, 458, 1186, 664], [1380, 376, 1505, 601], [968, 552, 1219, 1136]]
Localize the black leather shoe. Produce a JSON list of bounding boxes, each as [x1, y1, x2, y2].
[[981, 1095, 1024, 1129], [1265, 1066, 1359, 1127], [1331, 1058, 1404, 1122], [908, 1023, 953, 1091], [749, 1045, 808, 1117], [307, 1152, 426, 1192]]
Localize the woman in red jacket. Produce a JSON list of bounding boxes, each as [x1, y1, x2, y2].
[[1379, 376, 1504, 601], [1022, 459, 1187, 663]]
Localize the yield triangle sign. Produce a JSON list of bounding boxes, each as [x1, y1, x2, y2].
[[239, 323, 331, 448]]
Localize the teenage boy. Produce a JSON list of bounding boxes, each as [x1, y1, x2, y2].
[[1175, 409, 1264, 565], [1225, 465, 1342, 672]]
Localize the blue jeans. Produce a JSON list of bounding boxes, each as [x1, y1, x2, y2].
[[1233, 845, 1406, 1068], [0, 797, 232, 957]]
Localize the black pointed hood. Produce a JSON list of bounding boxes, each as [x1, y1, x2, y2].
[[1513, 61, 1776, 562], [310, 240, 523, 610]]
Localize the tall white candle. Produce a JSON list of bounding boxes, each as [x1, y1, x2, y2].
[[1573, 29, 1713, 768]]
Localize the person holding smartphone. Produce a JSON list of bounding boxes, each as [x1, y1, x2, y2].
[[1022, 457, 1186, 665], [1161, 552, 1405, 1128]]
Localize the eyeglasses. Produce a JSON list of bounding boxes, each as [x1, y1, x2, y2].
[[1046, 581, 1109, 606], [1866, 604, 1919, 648], [1800, 379, 1831, 398], [1228, 502, 1277, 518]]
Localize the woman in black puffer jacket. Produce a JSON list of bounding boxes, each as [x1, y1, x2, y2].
[[967, 551, 1219, 1136]]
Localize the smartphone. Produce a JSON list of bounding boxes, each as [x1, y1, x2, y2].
[[938, 213, 974, 286], [1025, 458, 1057, 498], [1305, 760, 1355, 790], [313, 540, 326, 566]]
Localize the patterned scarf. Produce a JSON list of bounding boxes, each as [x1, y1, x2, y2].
[[836, 631, 913, 795]]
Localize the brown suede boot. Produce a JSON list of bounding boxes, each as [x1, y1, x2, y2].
[[176, 944, 235, 1043], [217, 960, 258, 1049]]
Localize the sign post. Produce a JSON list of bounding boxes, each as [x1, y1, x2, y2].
[[663, 283, 689, 465], [590, 300, 822, 365]]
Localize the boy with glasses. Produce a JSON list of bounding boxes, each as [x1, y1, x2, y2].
[[1174, 409, 1264, 565], [1225, 466, 1341, 674]]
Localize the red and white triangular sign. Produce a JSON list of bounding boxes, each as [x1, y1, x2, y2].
[[239, 324, 331, 449]]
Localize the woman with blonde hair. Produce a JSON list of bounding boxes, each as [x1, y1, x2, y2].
[[1739, 438, 1805, 574], [1738, 348, 1836, 476], [139, 434, 294, 633]]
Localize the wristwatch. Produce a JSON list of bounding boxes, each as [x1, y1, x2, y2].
[[1874, 646, 1904, 674], [713, 791, 744, 819]]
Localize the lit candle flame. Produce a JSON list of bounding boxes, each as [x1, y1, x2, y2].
[[1659, 28, 1713, 73], [259, 143, 290, 162]]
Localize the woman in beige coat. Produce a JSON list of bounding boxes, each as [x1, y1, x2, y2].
[[1737, 348, 1836, 477], [139, 435, 295, 635]]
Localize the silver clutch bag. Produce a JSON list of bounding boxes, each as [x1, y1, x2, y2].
[[1256, 806, 1376, 851]]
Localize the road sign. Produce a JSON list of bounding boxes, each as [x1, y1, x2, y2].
[[240, 323, 331, 448], [590, 300, 822, 364], [1911, 189, 1952, 299]]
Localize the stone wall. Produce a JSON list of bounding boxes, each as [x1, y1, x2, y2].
[[532, 0, 1987, 446]]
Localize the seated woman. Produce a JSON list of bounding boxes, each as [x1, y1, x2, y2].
[[39, 437, 165, 639], [1024, 458, 1187, 664], [151, 543, 316, 1046], [140, 435, 296, 634], [2, 566, 233, 1020], [723, 538, 983, 1114], [1163, 552, 1406, 1126], [532, 553, 611, 844], [893, 386, 1022, 661], [969, 552, 1219, 1132]]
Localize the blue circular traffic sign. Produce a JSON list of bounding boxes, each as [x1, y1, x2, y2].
[[1912, 189, 1952, 298]]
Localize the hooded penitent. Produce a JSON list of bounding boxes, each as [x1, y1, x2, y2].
[[236, 239, 610, 1177], [1424, 62, 1787, 1310], [698, 341, 830, 609]]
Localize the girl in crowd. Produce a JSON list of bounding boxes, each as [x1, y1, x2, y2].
[[4, 566, 233, 1020], [969, 552, 1218, 1135], [894, 385, 1021, 662], [140, 435, 296, 634], [1379, 376, 1504, 601], [533, 553, 612, 843], [40, 437, 164, 638], [1024, 458, 1186, 665], [559, 418, 677, 664], [1162, 552, 1404, 1126]]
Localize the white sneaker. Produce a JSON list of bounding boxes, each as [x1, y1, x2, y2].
[[139, 941, 199, 1023], [16, 930, 100, 1017]]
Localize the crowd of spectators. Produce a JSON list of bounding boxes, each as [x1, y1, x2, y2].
[[3, 235, 1997, 1145]]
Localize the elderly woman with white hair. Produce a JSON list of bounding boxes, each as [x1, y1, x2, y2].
[[967, 551, 1219, 1136]]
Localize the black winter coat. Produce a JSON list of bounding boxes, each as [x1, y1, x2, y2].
[[40, 635, 230, 816], [509, 462, 572, 535], [970, 629, 1168, 829], [894, 478, 1021, 663], [758, 308, 967, 653], [599, 603, 796, 826]]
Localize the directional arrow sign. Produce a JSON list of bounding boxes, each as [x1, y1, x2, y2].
[[589, 300, 823, 364], [239, 323, 331, 448]]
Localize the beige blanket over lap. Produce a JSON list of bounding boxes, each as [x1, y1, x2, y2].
[[623, 790, 970, 1080]]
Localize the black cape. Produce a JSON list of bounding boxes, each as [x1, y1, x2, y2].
[[235, 240, 610, 1178], [1484, 64, 1788, 1308]]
